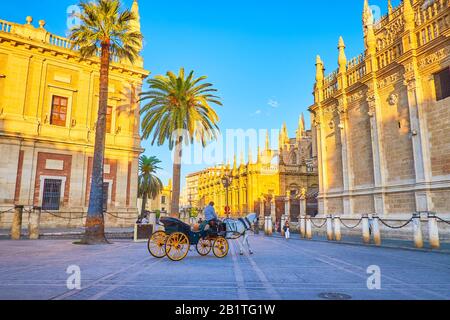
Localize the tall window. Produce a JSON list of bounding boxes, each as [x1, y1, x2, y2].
[[50, 96, 68, 127], [161, 196, 166, 204], [103, 182, 109, 212], [434, 68, 450, 101], [106, 106, 113, 133], [42, 179, 62, 211]]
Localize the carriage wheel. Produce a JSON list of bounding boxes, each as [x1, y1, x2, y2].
[[196, 238, 212, 256], [148, 231, 168, 259], [213, 237, 229, 258], [165, 232, 190, 261]]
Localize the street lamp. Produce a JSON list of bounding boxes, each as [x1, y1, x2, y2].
[[221, 173, 233, 218]]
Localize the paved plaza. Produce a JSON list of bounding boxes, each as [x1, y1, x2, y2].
[[0, 234, 449, 300]]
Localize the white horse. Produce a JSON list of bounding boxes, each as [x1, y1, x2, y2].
[[223, 213, 258, 256]]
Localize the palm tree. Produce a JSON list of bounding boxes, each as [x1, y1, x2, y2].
[[138, 155, 163, 217], [69, 0, 143, 244], [140, 68, 222, 217]]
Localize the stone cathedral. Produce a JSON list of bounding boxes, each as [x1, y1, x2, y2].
[[309, 0, 450, 217]]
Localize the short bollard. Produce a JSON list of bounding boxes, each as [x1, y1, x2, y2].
[[11, 205, 23, 240], [305, 216, 312, 240], [362, 215, 370, 244], [428, 213, 440, 249], [299, 216, 306, 238], [29, 207, 41, 240], [326, 215, 333, 241], [334, 216, 342, 241], [372, 215, 381, 246], [265, 216, 273, 236], [412, 213, 423, 249], [281, 215, 287, 237]]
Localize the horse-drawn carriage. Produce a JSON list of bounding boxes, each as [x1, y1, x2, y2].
[[147, 217, 230, 261]]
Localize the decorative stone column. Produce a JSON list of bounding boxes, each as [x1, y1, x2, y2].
[[29, 207, 41, 240], [412, 213, 423, 249], [11, 205, 23, 240], [334, 216, 342, 241], [284, 193, 290, 221], [270, 197, 276, 224], [372, 215, 381, 246], [299, 194, 306, 218], [299, 216, 306, 238], [428, 213, 440, 249], [362, 214, 370, 244], [264, 216, 273, 236], [305, 215, 312, 240], [326, 215, 334, 241]]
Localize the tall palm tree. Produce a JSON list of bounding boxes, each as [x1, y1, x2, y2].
[[69, 0, 143, 244], [140, 68, 222, 217], [138, 155, 163, 217]]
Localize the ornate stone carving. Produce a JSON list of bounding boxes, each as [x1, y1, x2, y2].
[[419, 47, 450, 69], [377, 72, 401, 89], [388, 93, 398, 106], [367, 94, 376, 117]]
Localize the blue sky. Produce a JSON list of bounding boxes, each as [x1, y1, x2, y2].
[[1, 0, 400, 185]]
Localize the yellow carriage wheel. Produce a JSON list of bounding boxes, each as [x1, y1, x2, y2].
[[196, 238, 212, 256], [148, 231, 168, 259], [213, 237, 229, 258], [165, 232, 190, 262]]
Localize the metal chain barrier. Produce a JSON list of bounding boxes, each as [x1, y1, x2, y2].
[[41, 209, 86, 220], [310, 218, 327, 228], [0, 208, 14, 215], [436, 216, 450, 225], [378, 218, 413, 229], [339, 218, 363, 230], [105, 211, 138, 221]]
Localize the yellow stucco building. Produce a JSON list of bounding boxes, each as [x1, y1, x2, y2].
[[188, 119, 319, 221], [0, 1, 149, 228]]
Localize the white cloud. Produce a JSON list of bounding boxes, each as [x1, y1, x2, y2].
[[268, 99, 279, 108]]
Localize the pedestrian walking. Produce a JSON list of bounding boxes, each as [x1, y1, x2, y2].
[[284, 220, 290, 240]]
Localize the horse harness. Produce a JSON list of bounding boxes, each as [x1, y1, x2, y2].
[[238, 217, 253, 231]]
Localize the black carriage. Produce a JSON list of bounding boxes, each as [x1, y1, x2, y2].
[[147, 217, 229, 261]]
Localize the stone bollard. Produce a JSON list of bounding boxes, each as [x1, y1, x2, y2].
[[372, 215, 381, 246], [428, 213, 440, 249], [264, 216, 273, 236], [412, 213, 423, 249], [29, 207, 41, 240], [11, 205, 24, 240], [299, 216, 306, 238], [362, 215, 370, 244], [305, 216, 312, 240], [281, 215, 287, 237], [326, 215, 333, 241], [334, 216, 342, 241]]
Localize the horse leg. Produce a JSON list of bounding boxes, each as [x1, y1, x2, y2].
[[238, 236, 245, 255], [245, 233, 254, 255]]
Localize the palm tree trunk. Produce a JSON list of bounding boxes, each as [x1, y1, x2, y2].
[[141, 192, 147, 219], [171, 136, 182, 218], [82, 42, 111, 244]]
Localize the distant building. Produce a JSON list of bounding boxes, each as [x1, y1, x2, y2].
[[186, 118, 319, 221], [309, 0, 450, 217], [0, 1, 149, 228], [138, 180, 173, 215]]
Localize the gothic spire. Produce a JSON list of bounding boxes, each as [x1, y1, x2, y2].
[[338, 36, 347, 73]]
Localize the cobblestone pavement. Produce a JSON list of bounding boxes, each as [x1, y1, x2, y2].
[[0, 234, 449, 300]]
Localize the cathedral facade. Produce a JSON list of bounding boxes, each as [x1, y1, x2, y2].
[[187, 117, 319, 219], [309, 0, 450, 217], [0, 1, 148, 228]]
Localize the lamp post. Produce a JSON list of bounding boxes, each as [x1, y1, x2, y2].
[[221, 173, 233, 218]]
